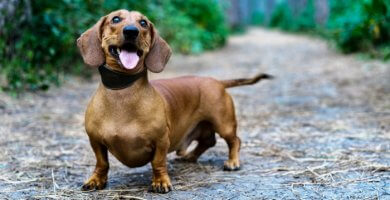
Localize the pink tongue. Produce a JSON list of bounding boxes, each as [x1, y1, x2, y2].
[[119, 50, 139, 69]]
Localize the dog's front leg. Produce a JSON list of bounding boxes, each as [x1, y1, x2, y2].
[[82, 140, 109, 191], [149, 130, 172, 193]]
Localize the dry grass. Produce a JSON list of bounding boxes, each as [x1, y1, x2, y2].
[[1, 28, 389, 199]]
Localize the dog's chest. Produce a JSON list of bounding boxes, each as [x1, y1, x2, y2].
[[85, 89, 168, 167], [97, 119, 155, 167], [85, 105, 166, 167]]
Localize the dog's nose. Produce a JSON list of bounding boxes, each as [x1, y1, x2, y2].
[[123, 25, 139, 40]]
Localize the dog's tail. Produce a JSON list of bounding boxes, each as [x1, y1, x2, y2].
[[220, 73, 274, 88]]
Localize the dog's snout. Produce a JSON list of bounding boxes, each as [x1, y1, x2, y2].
[[123, 25, 139, 40]]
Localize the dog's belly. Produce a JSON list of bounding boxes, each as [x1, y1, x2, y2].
[[101, 126, 154, 168]]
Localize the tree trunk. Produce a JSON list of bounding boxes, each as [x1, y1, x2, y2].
[[315, 0, 329, 25], [0, 0, 31, 35]]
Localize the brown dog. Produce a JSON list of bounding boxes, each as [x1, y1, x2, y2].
[[77, 9, 272, 193]]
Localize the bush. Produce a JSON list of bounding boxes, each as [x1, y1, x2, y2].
[[151, 0, 227, 53], [269, 0, 316, 32], [264, 0, 390, 59], [327, 0, 390, 55], [0, 0, 228, 92]]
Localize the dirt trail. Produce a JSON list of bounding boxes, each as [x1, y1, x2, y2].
[[1, 28, 389, 199]]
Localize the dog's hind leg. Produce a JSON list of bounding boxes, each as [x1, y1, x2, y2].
[[176, 136, 192, 157], [180, 121, 216, 162], [212, 93, 241, 171]]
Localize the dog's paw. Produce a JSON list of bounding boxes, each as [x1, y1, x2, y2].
[[223, 160, 240, 171], [149, 176, 173, 193], [81, 175, 107, 191]]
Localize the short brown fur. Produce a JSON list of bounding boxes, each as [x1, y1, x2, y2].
[[77, 10, 271, 193]]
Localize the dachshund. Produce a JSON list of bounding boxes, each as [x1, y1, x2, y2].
[[77, 9, 272, 193]]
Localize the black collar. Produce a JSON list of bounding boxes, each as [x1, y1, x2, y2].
[[98, 65, 146, 90]]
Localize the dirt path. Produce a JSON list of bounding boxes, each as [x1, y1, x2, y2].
[[1, 28, 389, 199]]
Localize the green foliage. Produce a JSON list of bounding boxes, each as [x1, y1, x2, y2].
[[269, 0, 316, 32], [0, 0, 228, 92], [251, 11, 265, 26], [263, 0, 390, 60], [327, 0, 390, 55], [0, 1, 63, 91], [156, 0, 228, 53]]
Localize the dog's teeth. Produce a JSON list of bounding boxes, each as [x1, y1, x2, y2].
[[117, 48, 121, 54]]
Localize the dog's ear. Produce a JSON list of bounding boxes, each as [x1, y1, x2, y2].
[[145, 24, 172, 73], [77, 16, 106, 67]]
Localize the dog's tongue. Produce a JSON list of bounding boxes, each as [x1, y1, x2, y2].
[[119, 50, 139, 69]]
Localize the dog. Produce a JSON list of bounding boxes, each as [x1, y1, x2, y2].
[[77, 9, 272, 193]]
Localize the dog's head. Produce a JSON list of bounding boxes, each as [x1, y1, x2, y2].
[[77, 9, 171, 74]]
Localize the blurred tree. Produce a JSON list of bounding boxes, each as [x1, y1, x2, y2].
[[226, 0, 250, 30], [314, 0, 329, 25], [225, 0, 328, 28], [227, 0, 388, 59]]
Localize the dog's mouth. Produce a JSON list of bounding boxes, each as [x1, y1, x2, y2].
[[109, 43, 143, 70]]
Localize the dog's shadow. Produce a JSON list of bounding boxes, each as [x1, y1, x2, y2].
[[106, 155, 225, 190]]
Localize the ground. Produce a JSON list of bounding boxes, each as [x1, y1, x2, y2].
[[1, 28, 389, 199]]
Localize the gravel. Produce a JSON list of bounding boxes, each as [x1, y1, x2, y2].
[[1, 28, 389, 199]]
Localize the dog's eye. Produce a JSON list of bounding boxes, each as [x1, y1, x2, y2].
[[139, 20, 148, 27], [112, 16, 121, 24]]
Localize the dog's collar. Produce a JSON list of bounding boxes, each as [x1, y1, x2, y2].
[[98, 64, 146, 90]]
